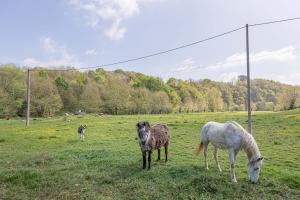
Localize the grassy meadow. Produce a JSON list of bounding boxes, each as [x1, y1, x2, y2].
[[0, 110, 300, 199]]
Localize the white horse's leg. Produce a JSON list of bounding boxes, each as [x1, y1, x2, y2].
[[214, 147, 222, 172], [229, 149, 237, 183], [234, 149, 239, 160], [204, 143, 209, 171]]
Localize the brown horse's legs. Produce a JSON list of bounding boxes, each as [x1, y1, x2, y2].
[[148, 151, 152, 170], [142, 151, 146, 169], [157, 148, 161, 161], [165, 145, 168, 162]]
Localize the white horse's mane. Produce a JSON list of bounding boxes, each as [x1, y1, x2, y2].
[[228, 121, 248, 134], [229, 121, 261, 162]]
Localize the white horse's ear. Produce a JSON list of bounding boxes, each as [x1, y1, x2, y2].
[[257, 157, 264, 161]]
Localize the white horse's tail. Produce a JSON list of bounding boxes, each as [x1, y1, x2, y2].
[[194, 123, 210, 156], [194, 141, 203, 156]]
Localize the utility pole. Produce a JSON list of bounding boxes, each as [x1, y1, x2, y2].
[[26, 69, 31, 127], [246, 24, 252, 134]]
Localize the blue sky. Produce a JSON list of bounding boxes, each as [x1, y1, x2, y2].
[[1, 0, 300, 85]]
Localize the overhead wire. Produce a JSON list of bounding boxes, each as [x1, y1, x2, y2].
[[26, 17, 300, 72], [249, 17, 300, 27], [79, 26, 245, 70]]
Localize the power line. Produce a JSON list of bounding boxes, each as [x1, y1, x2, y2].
[[249, 16, 300, 27], [28, 26, 244, 72], [79, 26, 245, 70], [27, 16, 300, 72], [78, 17, 300, 70]]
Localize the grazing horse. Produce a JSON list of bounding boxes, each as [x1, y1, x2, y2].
[[78, 125, 87, 142], [136, 122, 170, 170], [195, 121, 263, 183]]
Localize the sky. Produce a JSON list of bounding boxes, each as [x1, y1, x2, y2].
[[0, 0, 300, 85]]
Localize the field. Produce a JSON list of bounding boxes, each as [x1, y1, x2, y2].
[[0, 110, 300, 199]]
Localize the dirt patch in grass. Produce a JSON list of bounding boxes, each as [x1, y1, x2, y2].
[[38, 136, 47, 139], [23, 153, 53, 167]]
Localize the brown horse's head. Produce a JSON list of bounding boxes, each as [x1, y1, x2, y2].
[[136, 121, 151, 151]]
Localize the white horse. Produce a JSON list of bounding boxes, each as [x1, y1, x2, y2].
[[195, 121, 263, 183]]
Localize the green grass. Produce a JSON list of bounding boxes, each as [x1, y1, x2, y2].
[[0, 110, 300, 199]]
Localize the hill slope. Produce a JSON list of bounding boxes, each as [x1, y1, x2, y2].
[[1, 65, 300, 118]]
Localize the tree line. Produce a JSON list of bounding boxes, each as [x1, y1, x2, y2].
[[0, 64, 299, 118]]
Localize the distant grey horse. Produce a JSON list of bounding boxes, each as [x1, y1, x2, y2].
[[78, 125, 87, 142], [195, 121, 263, 183]]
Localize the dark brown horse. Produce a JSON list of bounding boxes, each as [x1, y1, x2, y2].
[[136, 121, 170, 170]]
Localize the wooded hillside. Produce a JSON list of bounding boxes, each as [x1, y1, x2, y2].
[[0, 64, 299, 118]]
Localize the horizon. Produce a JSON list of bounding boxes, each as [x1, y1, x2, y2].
[[1, 63, 299, 87]]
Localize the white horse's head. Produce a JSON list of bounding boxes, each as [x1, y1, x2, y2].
[[248, 157, 264, 184]]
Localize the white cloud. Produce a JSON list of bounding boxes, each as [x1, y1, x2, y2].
[[23, 37, 83, 67], [207, 46, 297, 70], [85, 49, 98, 56], [23, 57, 40, 66], [172, 46, 297, 74], [41, 37, 60, 53], [174, 58, 197, 72], [218, 72, 239, 83], [105, 19, 127, 40], [68, 0, 158, 40], [268, 73, 300, 85], [23, 54, 82, 68]]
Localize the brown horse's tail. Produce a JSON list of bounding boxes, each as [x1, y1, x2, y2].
[[194, 141, 203, 156]]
